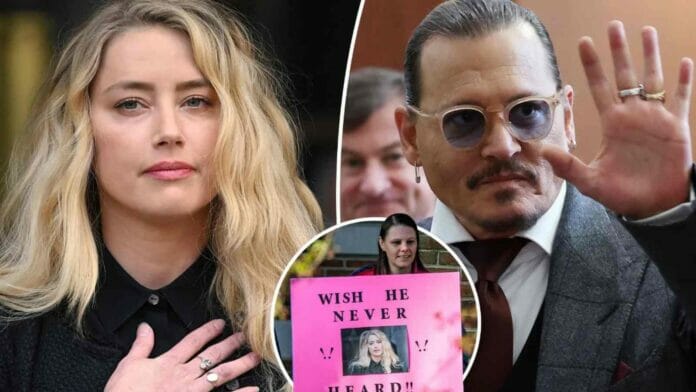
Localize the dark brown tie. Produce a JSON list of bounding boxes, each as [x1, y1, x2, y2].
[[455, 237, 529, 392]]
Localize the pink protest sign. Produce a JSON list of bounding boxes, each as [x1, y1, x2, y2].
[[290, 272, 464, 392]]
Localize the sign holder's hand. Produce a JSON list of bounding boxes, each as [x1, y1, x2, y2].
[[542, 21, 693, 219]]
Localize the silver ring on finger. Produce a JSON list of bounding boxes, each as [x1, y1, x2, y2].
[[618, 83, 645, 101], [206, 371, 220, 384], [198, 356, 214, 371], [644, 90, 666, 102]]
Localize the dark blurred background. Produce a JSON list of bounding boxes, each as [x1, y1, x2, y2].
[[0, 0, 360, 226]]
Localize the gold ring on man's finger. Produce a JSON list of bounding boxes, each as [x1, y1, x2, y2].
[[644, 90, 666, 102]]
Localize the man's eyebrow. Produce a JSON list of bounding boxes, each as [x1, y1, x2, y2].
[[342, 141, 403, 157], [506, 91, 543, 102], [102, 79, 211, 94], [379, 141, 403, 152], [443, 90, 545, 109], [341, 148, 363, 156]]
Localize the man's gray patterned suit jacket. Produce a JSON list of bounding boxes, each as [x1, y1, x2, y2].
[[423, 185, 696, 391]]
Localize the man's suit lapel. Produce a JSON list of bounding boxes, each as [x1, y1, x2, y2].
[[535, 186, 649, 391]]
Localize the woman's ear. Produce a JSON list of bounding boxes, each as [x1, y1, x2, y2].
[[378, 237, 386, 252]]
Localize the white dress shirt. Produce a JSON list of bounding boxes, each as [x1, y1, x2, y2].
[[430, 182, 567, 363]]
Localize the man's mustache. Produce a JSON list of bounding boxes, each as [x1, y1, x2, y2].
[[466, 160, 538, 189]]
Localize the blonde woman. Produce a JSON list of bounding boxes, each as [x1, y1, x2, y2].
[[0, 0, 320, 391], [348, 329, 404, 375]]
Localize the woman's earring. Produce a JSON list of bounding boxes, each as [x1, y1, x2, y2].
[[414, 164, 421, 184]]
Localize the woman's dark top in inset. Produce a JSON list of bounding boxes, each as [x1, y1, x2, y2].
[[348, 360, 405, 375], [351, 261, 429, 276]]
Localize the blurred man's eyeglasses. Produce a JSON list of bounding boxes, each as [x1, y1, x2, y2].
[[407, 91, 562, 149]]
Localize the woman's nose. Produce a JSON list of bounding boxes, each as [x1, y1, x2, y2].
[[152, 106, 185, 147]]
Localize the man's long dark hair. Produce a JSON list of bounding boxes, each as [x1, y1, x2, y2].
[[376, 213, 428, 274]]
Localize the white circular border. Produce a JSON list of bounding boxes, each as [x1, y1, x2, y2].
[[269, 217, 482, 386]]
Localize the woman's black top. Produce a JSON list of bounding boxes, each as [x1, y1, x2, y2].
[[0, 247, 282, 391], [349, 360, 404, 375], [89, 246, 216, 356]]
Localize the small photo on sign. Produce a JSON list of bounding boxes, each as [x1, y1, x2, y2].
[[342, 326, 409, 376]]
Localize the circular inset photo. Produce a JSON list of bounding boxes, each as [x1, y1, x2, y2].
[[272, 213, 479, 392]]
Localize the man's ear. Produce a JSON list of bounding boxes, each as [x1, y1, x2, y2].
[[395, 105, 420, 165], [562, 84, 576, 151]]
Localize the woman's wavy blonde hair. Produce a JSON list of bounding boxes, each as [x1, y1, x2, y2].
[[0, 0, 321, 384], [349, 329, 402, 374]]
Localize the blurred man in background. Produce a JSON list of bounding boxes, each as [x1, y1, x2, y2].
[[340, 67, 436, 221]]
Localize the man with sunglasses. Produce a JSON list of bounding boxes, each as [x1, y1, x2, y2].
[[396, 1, 695, 391]]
